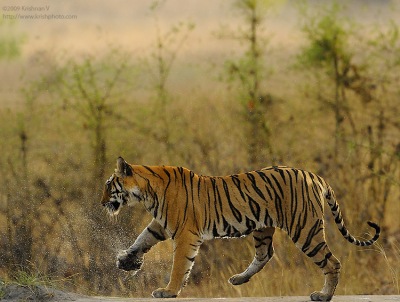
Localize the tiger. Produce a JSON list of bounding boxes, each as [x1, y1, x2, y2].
[[101, 157, 380, 301]]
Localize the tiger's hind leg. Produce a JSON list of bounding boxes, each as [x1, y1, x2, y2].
[[229, 227, 275, 285], [294, 219, 341, 301]]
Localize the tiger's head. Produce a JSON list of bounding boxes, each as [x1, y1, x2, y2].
[[101, 157, 143, 216]]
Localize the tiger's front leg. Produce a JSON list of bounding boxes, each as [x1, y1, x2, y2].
[[152, 232, 202, 298], [117, 219, 167, 272]]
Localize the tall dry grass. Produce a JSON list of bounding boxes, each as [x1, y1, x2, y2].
[[1, 69, 398, 297]]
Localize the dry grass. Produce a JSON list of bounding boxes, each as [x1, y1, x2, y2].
[[0, 90, 399, 298]]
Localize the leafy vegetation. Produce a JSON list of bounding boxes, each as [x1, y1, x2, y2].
[[0, 20, 24, 60], [0, 0, 399, 298], [217, 0, 283, 168]]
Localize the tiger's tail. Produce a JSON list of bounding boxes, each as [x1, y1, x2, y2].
[[324, 185, 380, 246]]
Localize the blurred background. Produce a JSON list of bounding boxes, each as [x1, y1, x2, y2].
[[0, 0, 399, 298]]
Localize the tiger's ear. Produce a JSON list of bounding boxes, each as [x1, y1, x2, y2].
[[116, 156, 133, 177]]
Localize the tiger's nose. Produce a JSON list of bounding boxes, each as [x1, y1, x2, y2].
[[100, 191, 111, 206]]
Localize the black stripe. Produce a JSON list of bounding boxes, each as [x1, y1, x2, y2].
[[205, 185, 212, 231], [247, 193, 261, 220], [163, 168, 170, 178], [276, 167, 287, 185], [171, 170, 185, 239], [189, 171, 200, 231], [309, 174, 323, 212], [212, 222, 219, 237], [292, 208, 307, 244], [271, 174, 284, 199], [182, 170, 190, 226], [147, 227, 166, 241], [325, 187, 332, 200], [197, 175, 202, 201], [264, 174, 280, 200], [255, 242, 266, 249], [307, 241, 325, 257], [245, 216, 256, 235], [291, 168, 299, 179], [299, 171, 307, 211], [255, 171, 274, 200], [331, 201, 338, 212], [300, 170, 318, 217], [315, 252, 332, 268], [302, 219, 323, 253], [143, 165, 162, 178], [254, 235, 273, 242], [211, 178, 221, 224], [264, 208, 273, 226], [222, 179, 242, 223], [274, 195, 284, 229], [163, 201, 169, 229], [287, 170, 297, 237], [230, 175, 246, 201], [263, 184, 273, 200], [171, 227, 179, 239], [247, 172, 266, 200], [160, 168, 172, 220], [153, 193, 160, 218]]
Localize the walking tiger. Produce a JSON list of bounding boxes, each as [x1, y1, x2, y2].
[[101, 157, 380, 301]]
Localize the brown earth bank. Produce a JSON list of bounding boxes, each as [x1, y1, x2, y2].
[[1, 285, 400, 302]]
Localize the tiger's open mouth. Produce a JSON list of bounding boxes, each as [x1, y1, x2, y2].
[[104, 201, 121, 215]]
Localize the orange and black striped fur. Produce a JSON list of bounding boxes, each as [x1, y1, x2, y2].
[[101, 157, 380, 301]]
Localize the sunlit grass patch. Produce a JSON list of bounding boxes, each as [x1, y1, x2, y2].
[[4, 262, 77, 295]]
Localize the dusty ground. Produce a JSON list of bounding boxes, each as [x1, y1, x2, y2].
[[1, 285, 399, 302], [80, 296, 400, 302]]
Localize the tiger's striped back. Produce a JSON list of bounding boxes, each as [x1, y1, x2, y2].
[[131, 165, 379, 247]]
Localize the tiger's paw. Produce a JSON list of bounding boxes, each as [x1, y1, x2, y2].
[[116, 250, 143, 272], [310, 291, 332, 301], [228, 274, 250, 285], [151, 288, 177, 298]]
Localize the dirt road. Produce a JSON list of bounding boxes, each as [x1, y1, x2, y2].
[[2, 285, 399, 302], [77, 296, 400, 302]]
